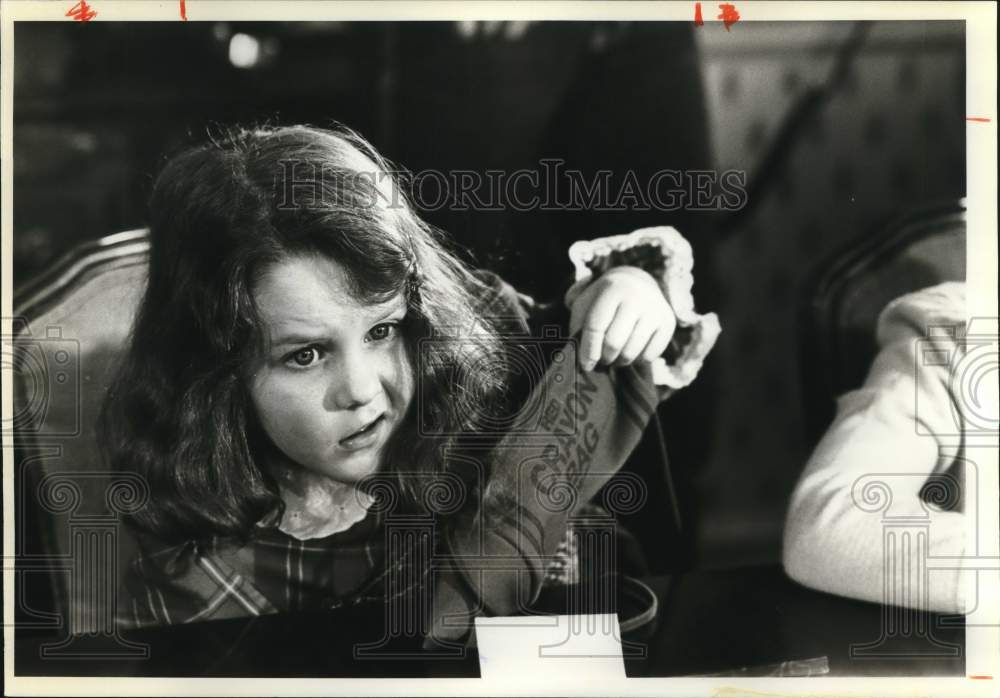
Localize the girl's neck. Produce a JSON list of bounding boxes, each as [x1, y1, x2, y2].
[[269, 460, 374, 540]]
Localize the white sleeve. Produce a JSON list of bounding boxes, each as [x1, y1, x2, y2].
[[783, 284, 967, 614]]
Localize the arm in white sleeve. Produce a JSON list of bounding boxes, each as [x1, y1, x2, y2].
[[783, 283, 967, 613]]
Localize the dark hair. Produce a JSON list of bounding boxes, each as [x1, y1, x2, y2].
[[100, 124, 505, 543]]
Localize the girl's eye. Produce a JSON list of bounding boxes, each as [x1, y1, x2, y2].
[[286, 346, 323, 368], [367, 322, 398, 342]]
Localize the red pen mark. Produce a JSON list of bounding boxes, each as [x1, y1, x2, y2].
[[65, 0, 97, 22], [970, 675, 994, 679], [966, 117, 991, 123], [717, 3, 740, 31], [180, 0, 187, 20], [694, 2, 704, 25]]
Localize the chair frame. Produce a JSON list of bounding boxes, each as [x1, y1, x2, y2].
[[14, 229, 150, 319], [798, 200, 966, 442], [12, 229, 151, 630]]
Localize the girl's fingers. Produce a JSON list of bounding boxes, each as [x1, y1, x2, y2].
[[615, 317, 655, 366], [600, 305, 639, 365], [574, 269, 678, 371], [579, 290, 621, 370], [640, 325, 673, 363]]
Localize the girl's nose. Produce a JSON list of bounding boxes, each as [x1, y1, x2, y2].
[[328, 349, 382, 410]]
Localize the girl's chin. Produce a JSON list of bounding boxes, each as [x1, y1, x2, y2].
[[315, 453, 383, 485]]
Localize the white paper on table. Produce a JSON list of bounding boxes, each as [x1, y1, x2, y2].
[[474, 613, 626, 680]]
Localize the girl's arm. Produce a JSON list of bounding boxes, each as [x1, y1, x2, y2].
[[426, 227, 720, 647]]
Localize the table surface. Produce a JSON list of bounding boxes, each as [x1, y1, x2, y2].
[[15, 564, 965, 678]]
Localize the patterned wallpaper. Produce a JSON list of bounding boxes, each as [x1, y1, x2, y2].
[[691, 21, 965, 565]]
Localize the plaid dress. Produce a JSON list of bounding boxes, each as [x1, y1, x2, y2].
[[117, 506, 584, 629]]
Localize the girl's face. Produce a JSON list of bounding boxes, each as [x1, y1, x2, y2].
[[247, 253, 415, 485]]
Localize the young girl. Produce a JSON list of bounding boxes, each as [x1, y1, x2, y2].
[[102, 124, 719, 639]]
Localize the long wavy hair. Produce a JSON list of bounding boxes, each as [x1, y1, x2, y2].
[[100, 124, 506, 544]]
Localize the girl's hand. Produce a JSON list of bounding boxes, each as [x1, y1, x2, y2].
[[568, 265, 677, 371]]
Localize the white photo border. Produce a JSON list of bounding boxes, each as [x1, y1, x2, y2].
[[2, 1, 996, 695]]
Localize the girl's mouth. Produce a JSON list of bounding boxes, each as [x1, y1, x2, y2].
[[339, 414, 386, 451]]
